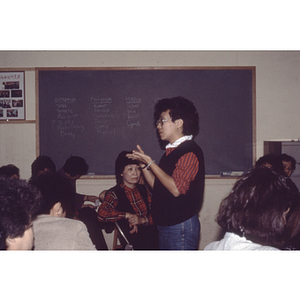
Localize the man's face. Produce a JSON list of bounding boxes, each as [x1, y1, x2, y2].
[[156, 110, 183, 144], [282, 160, 293, 177]]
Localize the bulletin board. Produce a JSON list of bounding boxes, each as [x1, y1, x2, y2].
[[0, 71, 25, 120]]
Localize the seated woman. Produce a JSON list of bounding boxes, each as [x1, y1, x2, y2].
[[97, 151, 159, 250], [0, 176, 42, 250], [32, 172, 96, 250], [205, 166, 300, 250]]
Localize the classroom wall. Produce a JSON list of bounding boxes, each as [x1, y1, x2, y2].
[[1, 50, 300, 249]]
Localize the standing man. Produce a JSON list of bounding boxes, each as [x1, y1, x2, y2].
[[127, 97, 205, 250]]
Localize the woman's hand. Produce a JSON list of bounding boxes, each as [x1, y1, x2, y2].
[[125, 213, 139, 234], [126, 213, 146, 226], [129, 224, 138, 234], [127, 213, 139, 225]]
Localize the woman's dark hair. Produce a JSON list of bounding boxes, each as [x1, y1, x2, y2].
[[115, 151, 140, 185], [0, 164, 19, 179], [216, 166, 299, 248], [255, 153, 284, 175], [34, 172, 75, 218], [154, 96, 199, 137], [0, 177, 42, 250], [63, 156, 88, 177], [30, 155, 56, 182]]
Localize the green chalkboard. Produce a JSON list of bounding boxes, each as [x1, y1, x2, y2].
[[38, 67, 255, 175]]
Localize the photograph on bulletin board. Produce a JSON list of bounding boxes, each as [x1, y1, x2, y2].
[[0, 71, 25, 120]]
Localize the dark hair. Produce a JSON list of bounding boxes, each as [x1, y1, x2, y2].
[[255, 153, 284, 175], [30, 156, 56, 182], [279, 153, 296, 172], [216, 166, 299, 248], [63, 156, 88, 177], [0, 177, 42, 250], [284, 198, 300, 248], [34, 172, 75, 218], [0, 164, 19, 179], [115, 151, 140, 185], [154, 97, 199, 137]]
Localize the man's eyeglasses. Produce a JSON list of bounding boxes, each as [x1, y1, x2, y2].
[[156, 117, 171, 126]]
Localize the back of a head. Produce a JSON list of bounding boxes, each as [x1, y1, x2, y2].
[[217, 166, 295, 248], [0, 164, 20, 179], [255, 153, 284, 175], [115, 151, 139, 185], [0, 177, 42, 250], [31, 156, 56, 181], [34, 172, 75, 218], [63, 156, 88, 177], [154, 96, 199, 137]]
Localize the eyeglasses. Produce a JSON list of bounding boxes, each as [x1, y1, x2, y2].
[[284, 166, 294, 174], [156, 117, 171, 126]]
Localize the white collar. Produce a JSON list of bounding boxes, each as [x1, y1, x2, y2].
[[166, 135, 193, 149]]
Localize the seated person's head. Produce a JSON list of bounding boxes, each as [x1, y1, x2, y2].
[[63, 156, 88, 179], [34, 172, 75, 219], [279, 153, 296, 177], [255, 153, 284, 175], [115, 151, 141, 187], [154, 96, 199, 137], [31, 156, 56, 181], [216, 166, 300, 249], [0, 177, 42, 250], [0, 164, 20, 179]]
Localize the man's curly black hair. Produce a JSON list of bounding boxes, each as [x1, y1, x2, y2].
[[153, 96, 199, 137]]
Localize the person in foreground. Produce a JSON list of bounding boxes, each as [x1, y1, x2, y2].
[[0, 176, 42, 250], [32, 172, 96, 250], [127, 97, 205, 250], [204, 166, 300, 250], [57, 156, 107, 249], [98, 151, 159, 250]]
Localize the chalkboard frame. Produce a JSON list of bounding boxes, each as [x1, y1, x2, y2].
[[36, 66, 256, 178]]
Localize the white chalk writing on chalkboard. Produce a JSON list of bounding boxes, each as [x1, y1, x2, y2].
[[91, 97, 116, 134], [125, 97, 142, 129], [54, 98, 85, 139], [54, 98, 76, 103]]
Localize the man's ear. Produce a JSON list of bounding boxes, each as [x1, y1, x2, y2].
[[175, 119, 184, 130], [50, 202, 62, 217], [6, 235, 23, 250], [6, 236, 16, 247]]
